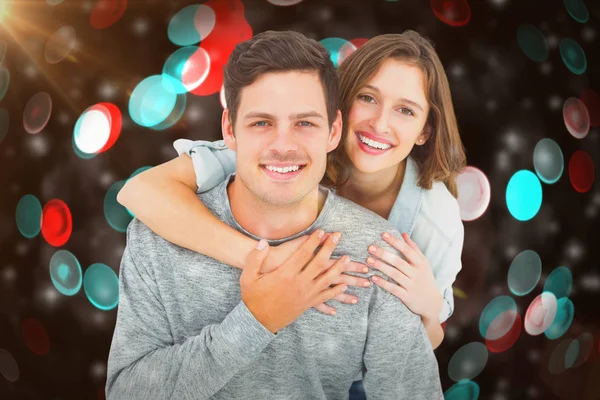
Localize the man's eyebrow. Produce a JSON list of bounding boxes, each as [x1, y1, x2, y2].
[[243, 111, 325, 120], [363, 84, 425, 112]]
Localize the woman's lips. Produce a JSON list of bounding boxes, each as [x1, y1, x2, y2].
[[355, 132, 394, 155]]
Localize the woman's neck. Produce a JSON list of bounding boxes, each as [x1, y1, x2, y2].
[[338, 159, 407, 219]]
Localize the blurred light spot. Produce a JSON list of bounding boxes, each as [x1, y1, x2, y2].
[[41, 199, 72, 247], [267, 0, 304, 5], [350, 38, 369, 49], [565, 339, 579, 368], [544, 266, 572, 299], [485, 310, 521, 353], [98, 81, 118, 100], [448, 342, 488, 381], [47, 0, 66, 5], [163, 46, 211, 94], [132, 17, 149, 36], [319, 38, 354, 68], [23, 92, 52, 134], [22, 318, 50, 356], [572, 332, 594, 368], [564, 0, 589, 23], [44, 26, 76, 64], [545, 297, 574, 339], [524, 292, 557, 335], [559, 38, 587, 74], [128, 75, 177, 128], [90, 0, 127, 30], [194, 4, 217, 39], [549, 338, 571, 374], [16, 194, 42, 238], [444, 379, 480, 400], [569, 150, 594, 193], [2, 265, 16, 284], [579, 88, 600, 127], [456, 166, 491, 221], [479, 296, 517, 340], [337, 41, 357, 66], [431, 0, 471, 27], [506, 170, 542, 221], [517, 24, 548, 62], [83, 263, 119, 310], [104, 180, 132, 232], [563, 97, 590, 139], [508, 250, 541, 296], [0, 67, 9, 101], [0, 108, 8, 144], [149, 92, 187, 131], [580, 273, 600, 290], [0, 349, 19, 382], [219, 84, 227, 109], [0, 40, 5, 65], [533, 138, 563, 184], [548, 95, 562, 111], [168, 5, 203, 46], [581, 26, 595, 42], [49, 250, 82, 296]]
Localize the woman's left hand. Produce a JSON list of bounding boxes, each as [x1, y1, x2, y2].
[[367, 232, 443, 322]]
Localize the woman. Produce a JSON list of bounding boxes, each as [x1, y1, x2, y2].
[[118, 31, 465, 354]]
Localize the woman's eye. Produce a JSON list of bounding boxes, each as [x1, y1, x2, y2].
[[359, 94, 375, 103], [399, 108, 414, 116]]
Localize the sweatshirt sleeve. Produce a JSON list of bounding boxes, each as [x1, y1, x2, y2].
[[362, 293, 443, 400], [105, 231, 275, 400]]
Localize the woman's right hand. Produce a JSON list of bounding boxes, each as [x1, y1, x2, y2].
[[262, 234, 372, 316]]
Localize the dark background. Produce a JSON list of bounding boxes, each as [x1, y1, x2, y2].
[[1, 0, 599, 399]]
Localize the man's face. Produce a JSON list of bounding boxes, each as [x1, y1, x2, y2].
[[222, 71, 341, 207]]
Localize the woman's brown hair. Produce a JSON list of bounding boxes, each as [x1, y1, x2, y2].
[[324, 30, 466, 197]]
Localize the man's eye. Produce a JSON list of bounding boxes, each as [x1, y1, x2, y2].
[[298, 121, 314, 127], [252, 121, 269, 127]]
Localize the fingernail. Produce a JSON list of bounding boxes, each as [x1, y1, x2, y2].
[[383, 232, 390, 239], [332, 233, 341, 244], [330, 310, 336, 316], [367, 257, 375, 265], [351, 299, 358, 304], [362, 267, 369, 273], [317, 229, 324, 239], [363, 281, 371, 287], [368, 245, 377, 253], [372, 276, 379, 282], [256, 239, 267, 250]]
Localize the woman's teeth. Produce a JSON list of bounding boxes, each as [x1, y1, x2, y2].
[[358, 133, 392, 150]]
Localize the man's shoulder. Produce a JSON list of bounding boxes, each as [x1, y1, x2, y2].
[[125, 218, 190, 262], [327, 194, 399, 236]]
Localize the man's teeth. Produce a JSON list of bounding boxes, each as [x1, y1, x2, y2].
[[265, 165, 301, 173], [358, 133, 392, 150]]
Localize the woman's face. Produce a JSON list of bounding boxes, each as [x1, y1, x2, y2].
[[344, 59, 431, 175]]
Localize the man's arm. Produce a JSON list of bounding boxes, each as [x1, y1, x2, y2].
[[362, 290, 444, 399], [105, 233, 275, 400]]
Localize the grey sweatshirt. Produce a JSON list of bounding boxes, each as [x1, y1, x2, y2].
[[106, 176, 443, 400]]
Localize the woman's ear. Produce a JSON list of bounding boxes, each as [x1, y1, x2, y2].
[[222, 109, 236, 151], [415, 124, 432, 146]]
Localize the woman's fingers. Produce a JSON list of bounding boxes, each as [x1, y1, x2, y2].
[[367, 257, 411, 287], [401, 232, 425, 257], [331, 273, 371, 288], [368, 245, 414, 277], [381, 232, 422, 266], [371, 275, 408, 301]]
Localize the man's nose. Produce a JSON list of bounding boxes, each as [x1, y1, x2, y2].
[[268, 127, 299, 153]]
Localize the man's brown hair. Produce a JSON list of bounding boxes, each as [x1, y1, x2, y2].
[[223, 30, 339, 128]]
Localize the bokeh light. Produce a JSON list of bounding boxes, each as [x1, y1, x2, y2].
[[129, 75, 177, 128], [517, 24, 549, 62], [543, 266, 572, 299], [507, 250, 542, 296], [168, 5, 205, 46], [23, 92, 52, 134], [485, 310, 522, 353], [0, 108, 8, 145], [47, 0, 66, 5], [83, 263, 119, 311], [104, 180, 133, 232], [22, 318, 50, 356], [456, 166, 491, 221], [90, 0, 128, 30], [572, 332, 594, 368], [0, 66, 10, 101], [564, 0, 589, 23], [219, 84, 227, 108], [569, 150, 594, 193], [479, 296, 517, 340], [443, 379, 480, 400], [545, 297, 574, 339], [430, 0, 471, 27], [0, 40, 6, 65], [74, 103, 122, 154], [319, 38, 354, 69], [565, 339, 579, 368], [267, 0, 304, 5], [563, 97, 590, 139], [448, 342, 488, 382], [162, 46, 211, 94], [49, 250, 82, 296], [16, 194, 42, 239], [524, 292, 557, 336], [533, 138, 563, 184], [506, 170, 543, 221], [579, 88, 600, 127], [149, 91, 187, 131], [44, 26, 77, 64], [559, 38, 587, 75], [41, 199, 72, 247], [549, 338, 571, 374], [0, 349, 19, 382]]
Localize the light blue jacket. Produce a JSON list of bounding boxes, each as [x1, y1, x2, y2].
[[173, 138, 464, 323]]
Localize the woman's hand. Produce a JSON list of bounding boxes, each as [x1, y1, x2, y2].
[[367, 232, 443, 322], [263, 234, 371, 316]]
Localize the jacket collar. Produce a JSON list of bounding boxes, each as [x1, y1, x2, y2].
[[387, 156, 424, 236]]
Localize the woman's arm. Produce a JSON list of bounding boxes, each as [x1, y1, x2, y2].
[[422, 316, 444, 350], [117, 154, 256, 269]]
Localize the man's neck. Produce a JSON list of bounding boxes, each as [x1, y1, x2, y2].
[[227, 179, 326, 240]]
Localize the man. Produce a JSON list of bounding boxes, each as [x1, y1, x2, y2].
[[106, 30, 443, 399]]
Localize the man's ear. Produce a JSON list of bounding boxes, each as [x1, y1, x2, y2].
[[326, 110, 343, 153], [415, 124, 432, 146], [222, 109, 236, 151]]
